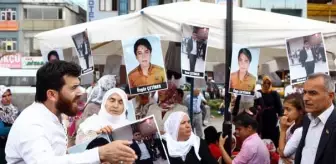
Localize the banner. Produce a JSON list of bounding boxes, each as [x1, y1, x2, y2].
[[122, 35, 168, 95], [0, 53, 22, 69], [72, 29, 94, 75], [285, 32, 329, 84], [181, 23, 209, 78], [21, 56, 45, 69], [229, 44, 260, 96]]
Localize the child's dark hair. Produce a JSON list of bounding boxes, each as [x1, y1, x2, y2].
[[284, 93, 305, 134], [233, 113, 258, 130]]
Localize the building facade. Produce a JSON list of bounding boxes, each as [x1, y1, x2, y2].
[[0, 0, 86, 57], [87, 0, 186, 22], [241, 0, 307, 18]]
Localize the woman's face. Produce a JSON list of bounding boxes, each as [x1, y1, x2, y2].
[[262, 79, 271, 90], [177, 114, 192, 141], [1, 90, 12, 105], [283, 101, 301, 123], [105, 93, 124, 116], [238, 53, 250, 73]]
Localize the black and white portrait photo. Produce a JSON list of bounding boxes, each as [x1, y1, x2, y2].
[[72, 29, 94, 74], [181, 23, 209, 78], [285, 32, 329, 84]]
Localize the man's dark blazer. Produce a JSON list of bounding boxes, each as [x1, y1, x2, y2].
[[299, 48, 316, 66], [295, 109, 336, 164], [187, 38, 193, 55], [130, 139, 153, 163]]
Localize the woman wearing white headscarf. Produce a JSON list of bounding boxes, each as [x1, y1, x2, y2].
[[75, 88, 130, 145], [76, 75, 117, 131], [162, 111, 217, 164]]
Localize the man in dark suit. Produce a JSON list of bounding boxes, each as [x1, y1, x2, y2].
[[299, 40, 316, 76], [295, 73, 336, 164], [81, 33, 91, 69], [187, 29, 198, 72], [130, 130, 153, 164]]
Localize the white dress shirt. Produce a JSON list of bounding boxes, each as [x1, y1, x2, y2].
[[306, 48, 314, 62], [136, 141, 151, 160], [5, 102, 100, 164], [300, 104, 334, 164], [283, 127, 302, 157], [191, 39, 197, 55]]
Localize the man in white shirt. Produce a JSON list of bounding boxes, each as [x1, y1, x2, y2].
[[130, 131, 153, 164], [299, 40, 316, 76], [295, 73, 336, 164], [184, 89, 206, 138], [5, 61, 137, 164], [187, 29, 199, 72]]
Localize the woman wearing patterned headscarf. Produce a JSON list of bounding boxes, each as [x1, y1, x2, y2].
[[162, 111, 217, 164], [0, 85, 19, 162], [0, 85, 19, 126]]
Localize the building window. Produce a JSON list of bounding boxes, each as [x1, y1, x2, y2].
[[0, 38, 17, 52], [271, 9, 302, 17], [0, 8, 16, 21], [159, 0, 173, 5], [142, 0, 148, 9], [99, 0, 118, 11], [23, 8, 63, 20], [119, 0, 128, 15], [112, 0, 118, 11]]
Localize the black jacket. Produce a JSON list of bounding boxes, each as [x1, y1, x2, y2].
[[295, 109, 336, 164], [162, 138, 217, 164], [130, 139, 153, 163]]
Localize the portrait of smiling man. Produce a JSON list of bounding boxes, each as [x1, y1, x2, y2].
[[127, 37, 166, 90]]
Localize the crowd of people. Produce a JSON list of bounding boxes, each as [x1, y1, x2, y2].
[[0, 60, 336, 164]]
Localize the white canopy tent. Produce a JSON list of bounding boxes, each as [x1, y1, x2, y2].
[[35, 1, 336, 66]]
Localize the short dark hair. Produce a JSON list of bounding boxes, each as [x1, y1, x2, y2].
[[133, 129, 141, 134], [134, 38, 152, 56], [47, 50, 60, 61], [176, 88, 184, 98], [238, 48, 252, 63], [35, 60, 81, 103], [233, 113, 258, 130], [304, 40, 309, 44], [204, 126, 218, 144]]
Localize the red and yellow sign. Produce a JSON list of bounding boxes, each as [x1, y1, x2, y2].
[[0, 21, 18, 31]]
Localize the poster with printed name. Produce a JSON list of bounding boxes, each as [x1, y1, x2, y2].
[[229, 44, 260, 96], [285, 32, 329, 84], [122, 35, 168, 95], [181, 23, 209, 78], [72, 29, 94, 75]]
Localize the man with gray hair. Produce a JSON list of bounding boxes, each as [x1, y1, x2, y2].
[[295, 73, 336, 164]]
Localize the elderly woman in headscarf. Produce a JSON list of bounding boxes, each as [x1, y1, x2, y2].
[[0, 85, 19, 127], [147, 82, 188, 131], [76, 75, 117, 129], [162, 111, 217, 164], [257, 76, 282, 148], [75, 88, 131, 145]]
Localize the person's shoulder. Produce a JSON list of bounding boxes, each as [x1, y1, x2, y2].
[[246, 72, 256, 81], [231, 71, 238, 77], [151, 64, 165, 72], [128, 66, 140, 77]]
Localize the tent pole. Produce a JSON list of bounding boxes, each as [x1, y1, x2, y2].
[[222, 0, 233, 158]]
